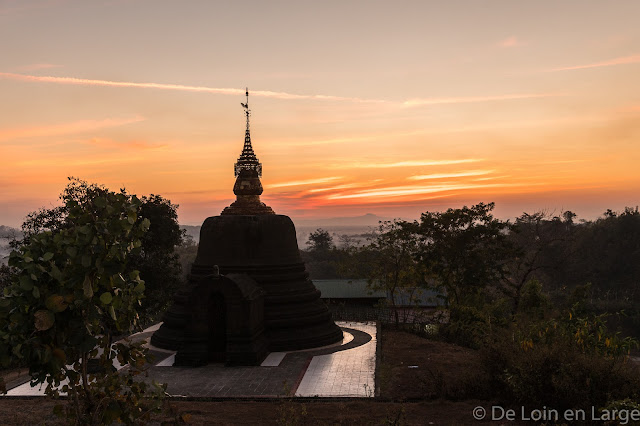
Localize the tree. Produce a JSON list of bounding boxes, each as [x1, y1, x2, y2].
[[416, 202, 514, 306], [0, 179, 165, 423], [502, 211, 575, 311], [357, 220, 422, 326], [15, 181, 184, 321], [572, 206, 640, 297], [131, 194, 185, 318], [306, 228, 335, 252]]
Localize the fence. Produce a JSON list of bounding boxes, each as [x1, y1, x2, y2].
[[327, 304, 448, 325]]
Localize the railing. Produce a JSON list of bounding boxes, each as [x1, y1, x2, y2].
[[327, 304, 448, 325]]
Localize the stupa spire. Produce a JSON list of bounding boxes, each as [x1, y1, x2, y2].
[[222, 88, 274, 215], [234, 88, 262, 177]]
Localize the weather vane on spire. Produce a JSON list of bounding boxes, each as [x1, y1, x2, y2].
[[241, 87, 250, 131], [233, 87, 262, 178]]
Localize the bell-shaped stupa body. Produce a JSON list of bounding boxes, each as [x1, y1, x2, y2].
[[151, 90, 342, 356]]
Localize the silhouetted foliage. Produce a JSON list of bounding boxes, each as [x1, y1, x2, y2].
[[12, 179, 184, 322], [130, 194, 185, 318], [301, 228, 348, 279], [355, 220, 421, 326], [175, 233, 198, 281], [0, 179, 165, 423], [306, 228, 335, 252], [415, 202, 515, 306], [502, 211, 575, 311]]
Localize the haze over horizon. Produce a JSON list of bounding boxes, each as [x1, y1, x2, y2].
[[1, 1, 639, 227]]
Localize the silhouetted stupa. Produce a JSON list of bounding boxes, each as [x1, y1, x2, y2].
[[151, 89, 342, 365]]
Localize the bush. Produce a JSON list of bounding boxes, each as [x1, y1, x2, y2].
[[438, 296, 512, 348], [482, 310, 640, 412]]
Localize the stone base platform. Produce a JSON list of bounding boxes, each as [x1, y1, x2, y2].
[[2, 321, 377, 398]]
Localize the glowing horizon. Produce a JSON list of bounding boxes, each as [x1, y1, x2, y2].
[[1, 1, 639, 227]]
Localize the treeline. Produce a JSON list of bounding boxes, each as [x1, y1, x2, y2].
[[302, 204, 640, 307]]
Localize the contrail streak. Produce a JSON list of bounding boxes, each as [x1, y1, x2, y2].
[[0, 72, 384, 103], [0, 72, 564, 107], [550, 54, 640, 71]]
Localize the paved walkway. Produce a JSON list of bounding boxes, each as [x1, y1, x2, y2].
[[295, 322, 376, 397], [3, 321, 377, 398]]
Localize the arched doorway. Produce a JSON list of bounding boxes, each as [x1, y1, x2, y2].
[[208, 292, 226, 362]]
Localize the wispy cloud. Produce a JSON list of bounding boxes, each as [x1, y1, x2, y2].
[[550, 54, 640, 71], [308, 183, 359, 193], [267, 177, 342, 188], [327, 182, 536, 200], [498, 36, 524, 48], [0, 116, 144, 143], [473, 175, 510, 181], [0, 72, 564, 108], [0, 72, 385, 104], [408, 170, 494, 180], [342, 159, 483, 169], [403, 93, 563, 107]]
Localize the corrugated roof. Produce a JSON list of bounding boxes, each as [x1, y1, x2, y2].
[[314, 279, 386, 298], [313, 279, 444, 306]]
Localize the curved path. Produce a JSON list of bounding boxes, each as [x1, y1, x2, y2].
[[146, 321, 377, 398], [3, 321, 377, 398]]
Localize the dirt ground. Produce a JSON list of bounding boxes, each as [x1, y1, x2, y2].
[[0, 398, 509, 425], [0, 330, 516, 425], [380, 330, 491, 401]]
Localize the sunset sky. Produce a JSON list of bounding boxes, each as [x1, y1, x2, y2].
[[1, 0, 639, 227]]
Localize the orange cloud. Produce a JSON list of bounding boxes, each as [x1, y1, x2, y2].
[[498, 36, 523, 48], [339, 159, 484, 169], [268, 177, 343, 188], [408, 170, 494, 180], [0, 116, 144, 143], [308, 183, 360, 193], [326, 182, 545, 201], [550, 54, 640, 71]]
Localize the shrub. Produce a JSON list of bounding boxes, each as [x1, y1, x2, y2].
[[482, 309, 640, 412]]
